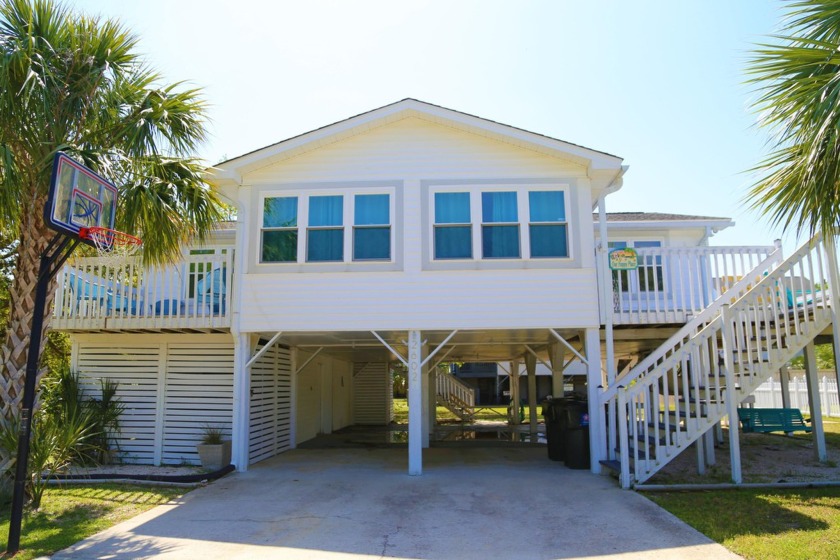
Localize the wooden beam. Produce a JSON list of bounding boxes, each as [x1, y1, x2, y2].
[[245, 331, 283, 368]]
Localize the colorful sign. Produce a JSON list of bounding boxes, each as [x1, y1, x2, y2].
[[609, 248, 639, 270]]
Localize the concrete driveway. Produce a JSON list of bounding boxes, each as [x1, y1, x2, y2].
[[53, 447, 741, 559]]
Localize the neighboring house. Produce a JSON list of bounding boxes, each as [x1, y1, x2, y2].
[[51, 99, 837, 486]]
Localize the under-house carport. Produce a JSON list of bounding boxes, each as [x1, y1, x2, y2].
[[233, 328, 603, 475]]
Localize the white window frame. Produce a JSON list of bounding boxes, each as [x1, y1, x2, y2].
[[259, 187, 395, 266], [429, 185, 572, 262]]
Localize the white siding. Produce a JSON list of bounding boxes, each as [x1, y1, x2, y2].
[[241, 269, 598, 332], [245, 117, 588, 185], [73, 334, 233, 466], [249, 342, 292, 464], [353, 362, 391, 425], [237, 117, 600, 332]]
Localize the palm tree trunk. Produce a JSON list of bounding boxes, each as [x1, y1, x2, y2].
[[1, 198, 57, 420]]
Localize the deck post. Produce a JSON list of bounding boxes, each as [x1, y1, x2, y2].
[[421, 341, 430, 448], [232, 332, 253, 471], [427, 353, 436, 442], [779, 365, 792, 410], [803, 342, 827, 461], [721, 304, 742, 483], [548, 342, 566, 398], [525, 353, 538, 437], [510, 359, 521, 425], [585, 327, 604, 474], [407, 330, 423, 475], [823, 235, 840, 406]]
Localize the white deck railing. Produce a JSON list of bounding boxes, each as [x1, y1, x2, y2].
[[437, 373, 475, 410], [52, 251, 233, 330], [599, 244, 781, 325]]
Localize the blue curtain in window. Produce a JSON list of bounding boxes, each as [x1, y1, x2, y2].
[[307, 230, 343, 261], [309, 195, 343, 226], [354, 228, 390, 260], [355, 194, 389, 225], [482, 192, 517, 223], [307, 196, 343, 261], [263, 197, 298, 227], [482, 225, 520, 258], [530, 225, 568, 258], [435, 192, 470, 223], [529, 191, 565, 222], [434, 193, 472, 259]]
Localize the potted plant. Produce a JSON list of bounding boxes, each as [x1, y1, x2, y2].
[[196, 425, 231, 470]]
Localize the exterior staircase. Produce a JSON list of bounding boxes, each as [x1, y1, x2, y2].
[[601, 233, 835, 488], [436, 372, 475, 421]]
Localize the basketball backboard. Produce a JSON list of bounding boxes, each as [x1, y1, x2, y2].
[[45, 153, 117, 244]]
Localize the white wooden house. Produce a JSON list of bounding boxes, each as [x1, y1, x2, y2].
[[51, 99, 840, 486]]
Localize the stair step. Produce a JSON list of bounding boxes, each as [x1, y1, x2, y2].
[[600, 459, 621, 472]]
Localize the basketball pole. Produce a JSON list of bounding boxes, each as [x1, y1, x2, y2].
[[7, 234, 80, 555]]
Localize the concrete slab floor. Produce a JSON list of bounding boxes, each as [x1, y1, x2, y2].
[[52, 447, 741, 560]]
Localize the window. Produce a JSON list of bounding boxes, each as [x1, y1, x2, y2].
[[529, 191, 568, 258], [307, 195, 344, 262], [261, 197, 298, 262], [608, 240, 663, 292], [260, 191, 393, 265], [354, 194, 390, 260], [481, 191, 520, 258], [434, 192, 471, 259]]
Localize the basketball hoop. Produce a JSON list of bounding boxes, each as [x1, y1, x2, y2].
[[80, 226, 142, 264]]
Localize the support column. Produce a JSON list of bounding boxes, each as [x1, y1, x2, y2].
[[585, 328, 604, 474], [525, 353, 538, 437], [421, 342, 430, 448], [510, 359, 521, 425], [548, 342, 566, 398], [407, 330, 423, 475], [232, 332, 252, 471], [428, 360, 437, 443], [780, 365, 792, 410], [804, 342, 827, 461]]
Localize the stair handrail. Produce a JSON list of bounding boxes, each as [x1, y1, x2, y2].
[[616, 232, 827, 406], [601, 244, 784, 402], [437, 371, 475, 409]]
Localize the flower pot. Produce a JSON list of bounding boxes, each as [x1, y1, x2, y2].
[[196, 440, 231, 470]]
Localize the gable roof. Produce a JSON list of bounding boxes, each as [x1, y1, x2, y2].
[[210, 99, 626, 192]]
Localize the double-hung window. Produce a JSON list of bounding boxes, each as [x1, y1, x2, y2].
[[529, 191, 568, 258], [434, 192, 472, 259], [307, 195, 344, 262], [354, 194, 390, 260], [260, 190, 393, 265], [261, 197, 298, 263], [481, 191, 520, 258]]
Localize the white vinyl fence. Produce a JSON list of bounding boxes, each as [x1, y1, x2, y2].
[[751, 374, 840, 417]]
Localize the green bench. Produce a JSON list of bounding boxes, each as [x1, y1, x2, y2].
[[737, 407, 812, 434]]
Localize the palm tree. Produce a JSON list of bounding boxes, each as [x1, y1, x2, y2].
[[0, 0, 223, 418], [746, 0, 840, 238]]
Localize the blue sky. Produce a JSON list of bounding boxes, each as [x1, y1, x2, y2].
[[71, 0, 788, 250]]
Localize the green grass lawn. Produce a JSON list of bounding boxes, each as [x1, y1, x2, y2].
[[646, 417, 840, 559], [0, 484, 186, 560], [392, 398, 511, 424], [648, 488, 840, 560]]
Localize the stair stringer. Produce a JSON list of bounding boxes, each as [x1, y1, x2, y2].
[[605, 233, 834, 488]]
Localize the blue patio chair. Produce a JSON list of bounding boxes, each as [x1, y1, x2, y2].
[[154, 299, 183, 316], [196, 268, 227, 315]]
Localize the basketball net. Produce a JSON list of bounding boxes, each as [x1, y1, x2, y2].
[[80, 227, 143, 266]]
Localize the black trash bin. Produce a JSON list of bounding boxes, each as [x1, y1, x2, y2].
[[542, 399, 565, 461], [562, 400, 591, 469]]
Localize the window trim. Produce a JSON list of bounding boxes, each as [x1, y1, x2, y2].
[[258, 187, 396, 267], [429, 185, 572, 262]]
